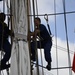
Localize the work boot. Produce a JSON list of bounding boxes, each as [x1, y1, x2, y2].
[[0, 64, 10, 70], [46, 62, 51, 71]]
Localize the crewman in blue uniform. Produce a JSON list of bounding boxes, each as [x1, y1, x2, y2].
[[30, 17, 52, 70], [0, 13, 12, 70]]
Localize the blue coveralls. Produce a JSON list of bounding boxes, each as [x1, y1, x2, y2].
[[31, 24, 52, 63], [0, 22, 11, 65]]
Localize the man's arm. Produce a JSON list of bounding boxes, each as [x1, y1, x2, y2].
[[27, 29, 40, 41]]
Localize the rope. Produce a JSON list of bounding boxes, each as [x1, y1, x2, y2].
[[53, 0, 59, 75], [28, 11, 75, 16], [10, 2, 13, 49], [5, 0, 13, 74], [35, 0, 38, 16], [27, 0, 33, 75], [6, 1, 11, 75], [53, 44, 74, 54], [32, 0, 40, 75], [32, 62, 72, 70], [31, 0, 45, 75], [62, 0, 72, 75], [38, 31, 44, 75], [35, 1, 44, 75], [35, 0, 45, 75]]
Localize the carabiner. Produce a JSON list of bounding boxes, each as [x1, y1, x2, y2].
[[44, 14, 48, 22]]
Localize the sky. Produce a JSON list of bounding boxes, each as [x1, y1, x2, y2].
[[0, 0, 75, 75]]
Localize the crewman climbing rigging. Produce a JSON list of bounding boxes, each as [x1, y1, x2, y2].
[[0, 12, 14, 70], [29, 17, 52, 71]]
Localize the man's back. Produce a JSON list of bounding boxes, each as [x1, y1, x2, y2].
[[39, 24, 52, 41], [0, 22, 10, 41]]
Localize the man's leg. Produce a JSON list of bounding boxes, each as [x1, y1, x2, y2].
[[1, 40, 11, 70], [30, 41, 40, 61], [31, 42, 36, 61], [44, 40, 52, 70]]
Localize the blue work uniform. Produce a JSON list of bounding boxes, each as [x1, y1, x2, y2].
[[0, 22, 11, 65], [31, 24, 52, 63]]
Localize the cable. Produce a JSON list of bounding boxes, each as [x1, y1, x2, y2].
[[35, 0, 38, 16], [6, 1, 11, 75], [53, 44, 74, 54], [28, 11, 75, 16], [38, 34, 44, 75], [32, 0, 40, 75], [32, 62, 72, 70], [35, 0, 45, 74], [27, 0, 33, 75], [62, 0, 72, 75], [53, 0, 59, 75]]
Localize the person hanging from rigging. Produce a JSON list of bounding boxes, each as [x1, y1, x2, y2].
[[0, 12, 14, 70], [29, 17, 52, 71]]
